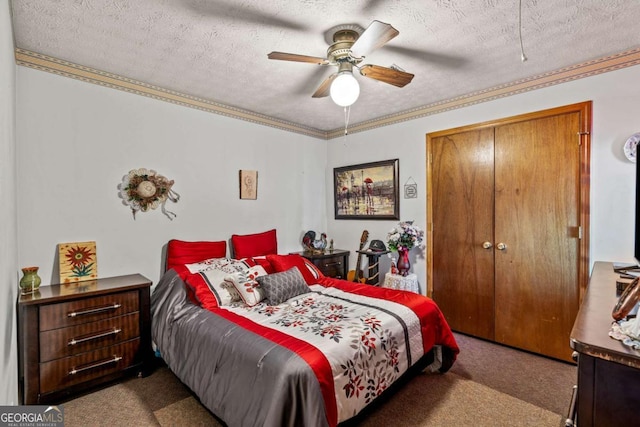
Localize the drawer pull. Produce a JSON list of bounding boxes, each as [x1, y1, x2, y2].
[[69, 355, 123, 375], [68, 328, 122, 346], [68, 303, 122, 318], [323, 261, 342, 267], [565, 384, 578, 426]]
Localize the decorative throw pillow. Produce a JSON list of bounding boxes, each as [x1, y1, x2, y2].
[[166, 239, 227, 278], [184, 259, 249, 309], [302, 259, 324, 281], [240, 256, 275, 274], [256, 267, 310, 306], [224, 265, 268, 306], [231, 229, 278, 259], [265, 254, 322, 285], [185, 257, 251, 274]]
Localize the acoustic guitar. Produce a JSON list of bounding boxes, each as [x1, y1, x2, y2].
[[347, 230, 369, 283]]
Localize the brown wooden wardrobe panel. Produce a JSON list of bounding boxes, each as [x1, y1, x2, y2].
[[426, 101, 591, 362], [430, 128, 496, 340], [493, 112, 581, 361]]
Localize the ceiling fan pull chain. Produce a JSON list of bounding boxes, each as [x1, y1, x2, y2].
[[344, 106, 351, 136], [519, 0, 528, 62]]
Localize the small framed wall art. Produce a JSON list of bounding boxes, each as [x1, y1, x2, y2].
[[58, 241, 98, 283], [404, 176, 418, 199], [239, 170, 258, 200]]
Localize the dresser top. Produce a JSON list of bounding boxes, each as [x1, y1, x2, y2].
[[18, 274, 152, 306], [570, 261, 640, 368]]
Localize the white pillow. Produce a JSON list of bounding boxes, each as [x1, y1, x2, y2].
[[185, 257, 234, 274], [224, 265, 268, 306]]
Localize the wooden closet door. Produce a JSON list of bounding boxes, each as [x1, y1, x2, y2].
[[493, 112, 581, 361], [430, 128, 495, 339]]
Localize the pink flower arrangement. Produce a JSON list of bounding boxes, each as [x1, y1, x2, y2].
[[386, 220, 424, 251]]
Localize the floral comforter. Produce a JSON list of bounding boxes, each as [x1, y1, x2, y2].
[[151, 270, 459, 427]]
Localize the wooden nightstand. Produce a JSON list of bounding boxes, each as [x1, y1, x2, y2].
[[17, 274, 152, 404], [294, 249, 350, 279]]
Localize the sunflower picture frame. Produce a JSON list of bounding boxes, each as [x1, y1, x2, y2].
[[58, 241, 98, 283]]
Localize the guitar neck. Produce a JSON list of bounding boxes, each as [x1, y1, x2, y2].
[[354, 245, 365, 281]]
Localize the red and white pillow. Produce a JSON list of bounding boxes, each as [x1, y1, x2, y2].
[[241, 256, 276, 274], [266, 254, 324, 285], [224, 265, 269, 306], [184, 258, 249, 310], [185, 257, 243, 274], [166, 239, 227, 279]]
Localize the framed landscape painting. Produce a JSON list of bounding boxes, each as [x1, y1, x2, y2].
[[334, 159, 400, 220]]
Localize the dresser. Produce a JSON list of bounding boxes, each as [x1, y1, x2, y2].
[[17, 274, 152, 404], [295, 249, 349, 279], [569, 262, 640, 426]]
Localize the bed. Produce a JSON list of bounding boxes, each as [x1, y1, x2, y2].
[[151, 231, 459, 427]]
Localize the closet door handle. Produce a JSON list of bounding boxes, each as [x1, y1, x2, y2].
[[496, 243, 507, 251], [482, 242, 493, 249]]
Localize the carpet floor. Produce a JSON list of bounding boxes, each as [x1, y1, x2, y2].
[[61, 332, 576, 426]]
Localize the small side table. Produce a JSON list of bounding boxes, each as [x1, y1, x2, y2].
[[357, 249, 390, 286], [383, 273, 420, 293]]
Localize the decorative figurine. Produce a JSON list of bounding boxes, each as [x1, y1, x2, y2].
[[302, 230, 327, 254]]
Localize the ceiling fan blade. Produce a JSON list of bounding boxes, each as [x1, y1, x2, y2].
[[351, 20, 399, 57], [294, 66, 332, 95], [361, 0, 385, 13], [312, 73, 337, 98], [183, 0, 308, 31], [384, 46, 469, 68], [359, 64, 414, 88], [268, 52, 329, 65]]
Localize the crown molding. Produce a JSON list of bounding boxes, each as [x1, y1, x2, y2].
[[15, 47, 640, 141], [14, 49, 328, 140]]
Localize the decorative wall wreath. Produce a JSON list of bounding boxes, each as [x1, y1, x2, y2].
[[117, 168, 180, 220]]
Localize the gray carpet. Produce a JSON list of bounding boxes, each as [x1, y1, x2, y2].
[[61, 333, 576, 426]]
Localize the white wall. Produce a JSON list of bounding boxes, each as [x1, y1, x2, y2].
[[16, 68, 327, 287], [0, 1, 18, 405], [327, 64, 640, 294], [18, 62, 637, 295]]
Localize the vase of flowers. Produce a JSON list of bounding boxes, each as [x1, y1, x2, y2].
[[387, 221, 424, 276]]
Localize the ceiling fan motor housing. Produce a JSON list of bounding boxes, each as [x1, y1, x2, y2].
[[328, 29, 362, 65]]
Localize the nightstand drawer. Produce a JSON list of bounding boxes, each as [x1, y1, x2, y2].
[[39, 339, 140, 394], [317, 255, 346, 277], [293, 250, 349, 279], [39, 312, 140, 362], [39, 290, 139, 331]]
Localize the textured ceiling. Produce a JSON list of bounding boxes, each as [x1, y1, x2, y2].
[[10, 0, 640, 136]]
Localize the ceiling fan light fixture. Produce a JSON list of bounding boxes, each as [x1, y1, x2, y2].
[[330, 71, 360, 107]]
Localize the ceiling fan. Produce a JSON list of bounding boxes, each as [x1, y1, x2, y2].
[[267, 20, 414, 107]]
